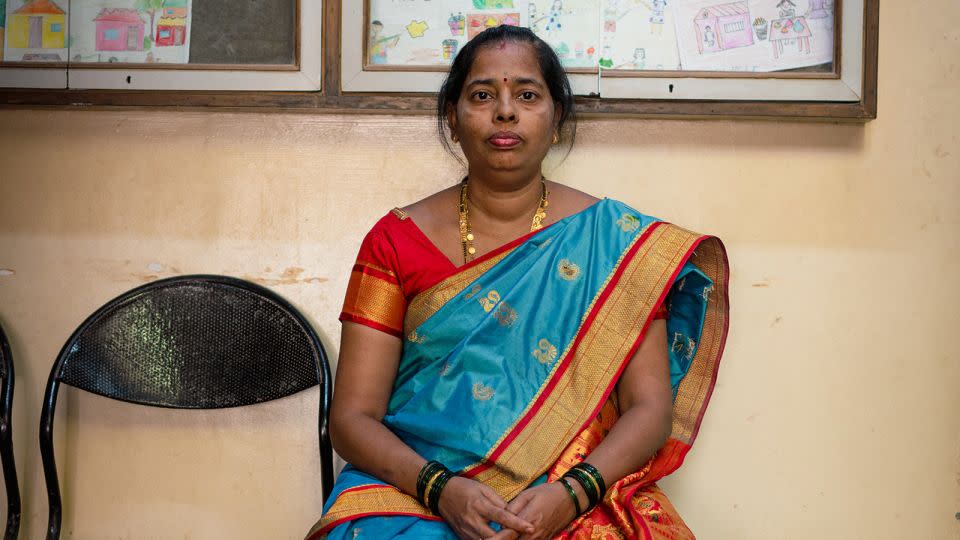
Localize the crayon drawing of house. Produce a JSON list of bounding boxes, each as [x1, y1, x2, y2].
[[7, 0, 66, 49], [94, 8, 145, 52], [694, 1, 754, 54]]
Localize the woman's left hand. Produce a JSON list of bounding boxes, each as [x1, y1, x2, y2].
[[485, 482, 577, 540]]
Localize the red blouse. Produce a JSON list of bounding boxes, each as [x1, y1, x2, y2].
[[340, 209, 666, 338]]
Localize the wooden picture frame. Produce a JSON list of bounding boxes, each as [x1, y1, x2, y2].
[[0, 0, 878, 120]]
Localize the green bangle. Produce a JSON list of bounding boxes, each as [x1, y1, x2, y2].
[[573, 462, 607, 496], [564, 468, 598, 509], [557, 477, 582, 516]]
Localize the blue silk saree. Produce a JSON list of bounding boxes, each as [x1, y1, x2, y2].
[[308, 199, 729, 540]]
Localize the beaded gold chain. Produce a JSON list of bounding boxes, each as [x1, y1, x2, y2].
[[458, 177, 549, 263]]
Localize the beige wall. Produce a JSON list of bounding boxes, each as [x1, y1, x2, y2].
[[1, 2, 959, 538]]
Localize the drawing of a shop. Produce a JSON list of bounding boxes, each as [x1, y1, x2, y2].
[[694, 2, 754, 54], [156, 16, 186, 46]]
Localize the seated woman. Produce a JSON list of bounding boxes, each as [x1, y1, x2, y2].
[[308, 25, 729, 540]]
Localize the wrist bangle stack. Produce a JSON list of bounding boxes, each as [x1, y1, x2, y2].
[[557, 477, 582, 516], [562, 462, 607, 512], [416, 460, 455, 515]]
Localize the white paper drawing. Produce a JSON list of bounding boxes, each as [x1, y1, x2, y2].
[[69, 0, 192, 64], [3, 0, 69, 62], [672, 0, 834, 72]]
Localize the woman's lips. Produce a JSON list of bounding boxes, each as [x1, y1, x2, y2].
[[488, 132, 522, 148]]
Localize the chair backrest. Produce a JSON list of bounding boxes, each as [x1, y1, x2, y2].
[[39, 275, 333, 540], [0, 323, 21, 540]]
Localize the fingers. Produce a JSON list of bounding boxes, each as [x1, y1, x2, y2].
[[506, 491, 531, 513], [479, 483, 509, 508], [471, 521, 500, 539], [479, 485, 534, 533], [486, 504, 535, 535], [486, 528, 521, 540]]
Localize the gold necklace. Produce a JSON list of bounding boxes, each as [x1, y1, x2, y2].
[[458, 178, 549, 263]]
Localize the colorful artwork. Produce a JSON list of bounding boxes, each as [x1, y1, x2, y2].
[[466, 12, 519, 39], [3, 0, 68, 62], [673, 0, 833, 71], [0, 0, 6, 58], [693, 2, 754, 54], [448, 12, 465, 35], [68, 0, 192, 64], [528, 0, 600, 68], [364, 0, 831, 72]]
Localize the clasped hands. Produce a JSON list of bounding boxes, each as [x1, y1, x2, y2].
[[438, 476, 578, 540]]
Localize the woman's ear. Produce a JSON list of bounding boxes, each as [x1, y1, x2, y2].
[[446, 105, 458, 139]]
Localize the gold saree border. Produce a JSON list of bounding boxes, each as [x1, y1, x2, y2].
[[305, 485, 437, 540], [670, 236, 729, 444], [465, 223, 715, 501], [403, 250, 513, 336], [342, 267, 406, 335]]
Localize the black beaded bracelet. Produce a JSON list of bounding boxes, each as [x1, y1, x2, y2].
[[557, 477, 582, 517]]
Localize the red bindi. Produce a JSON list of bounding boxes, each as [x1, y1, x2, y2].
[[503, 77, 508, 82]]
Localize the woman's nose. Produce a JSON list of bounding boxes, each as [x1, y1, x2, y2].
[[495, 95, 517, 123]]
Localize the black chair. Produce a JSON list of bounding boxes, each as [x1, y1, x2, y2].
[[0, 324, 21, 540], [39, 275, 333, 540]]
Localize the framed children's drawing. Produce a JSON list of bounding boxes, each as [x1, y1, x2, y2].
[[0, 0, 877, 119], [0, 0, 322, 91], [340, 0, 876, 118]]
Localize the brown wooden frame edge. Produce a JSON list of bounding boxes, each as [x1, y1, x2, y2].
[[0, 0, 877, 121]]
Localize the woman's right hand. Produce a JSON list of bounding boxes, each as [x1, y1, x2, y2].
[[438, 476, 536, 539]]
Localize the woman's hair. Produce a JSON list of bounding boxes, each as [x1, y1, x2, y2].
[[436, 25, 577, 162]]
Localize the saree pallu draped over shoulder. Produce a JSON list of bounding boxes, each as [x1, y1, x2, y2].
[[309, 199, 730, 540]]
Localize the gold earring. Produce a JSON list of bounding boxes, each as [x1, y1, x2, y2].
[[452, 132, 460, 143], [552, 132, 560, 145]]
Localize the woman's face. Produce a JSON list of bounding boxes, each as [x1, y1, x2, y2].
[[448, 41, 559, 181]]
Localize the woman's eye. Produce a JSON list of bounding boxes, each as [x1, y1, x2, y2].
[[519, 91, 537, 101], [474, 91, 491, 100]]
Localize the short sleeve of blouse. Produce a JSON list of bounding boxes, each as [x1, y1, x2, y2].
[[339, 222, 407, 338]]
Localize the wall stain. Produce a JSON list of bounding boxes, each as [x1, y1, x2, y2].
[[770, 316, 783, 327], [752, 281, 770, 288], [242, 267, 328, 286]]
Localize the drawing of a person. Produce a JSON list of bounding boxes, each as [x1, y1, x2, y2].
[[632, 47, 646, 69], [777, 0, 797, 17], [650, 0, 667, 36], [604, 0, 620, 34], [545, 0, 563, 40], [599, 44, 614, 68], [528, 3, 539, 32], [704, 26, 715, 48], [368, 20, 400, 65]]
